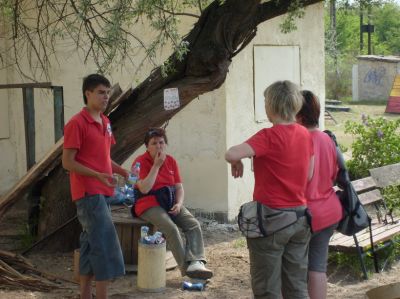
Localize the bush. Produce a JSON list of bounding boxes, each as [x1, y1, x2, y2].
[[345, 115, 400, 180]]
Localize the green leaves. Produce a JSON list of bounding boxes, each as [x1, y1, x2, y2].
[[279, 0, 306, 33], [345, 115, 400, 179], [325, 1, 400, 99], [0, 0, 211, 78]]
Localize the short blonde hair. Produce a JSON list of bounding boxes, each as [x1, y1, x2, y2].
[[264, 80, 303, 122]]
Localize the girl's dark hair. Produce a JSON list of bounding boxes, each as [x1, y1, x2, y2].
[[144, 127, 168, 146], [297, 90, 321, 128], [82, 74, 111, 104]]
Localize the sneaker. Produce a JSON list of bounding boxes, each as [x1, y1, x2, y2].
[[186, 261, 213, 279]]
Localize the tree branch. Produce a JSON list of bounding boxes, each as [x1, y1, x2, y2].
[[257, 0, 323, 25]]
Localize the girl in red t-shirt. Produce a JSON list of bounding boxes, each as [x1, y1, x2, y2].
[[226, 81, 314, 299], [296, 90, 342, 299]]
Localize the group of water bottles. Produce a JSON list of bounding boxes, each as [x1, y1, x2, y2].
[[113, 162, 141, 206], [140, 226, 166, 244]]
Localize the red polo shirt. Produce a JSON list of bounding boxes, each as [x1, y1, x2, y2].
[[133, 151, 182, 216], [246, 123, 313, 208], [63, 108, 115, 201]]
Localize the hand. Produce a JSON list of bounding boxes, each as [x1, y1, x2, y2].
[[154, 151, 166, 168], [168, 203, 182, 216], [231, 160, 244, 178], [95, 172, 116, 187], [120, 169, 129, 180]]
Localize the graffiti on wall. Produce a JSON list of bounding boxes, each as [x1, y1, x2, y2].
[[363, 66, 386, 86]]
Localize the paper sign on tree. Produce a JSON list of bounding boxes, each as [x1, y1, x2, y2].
[[163, 88, 180, 110]]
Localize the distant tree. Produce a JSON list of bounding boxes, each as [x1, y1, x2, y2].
[[325, 0, 400, 99]]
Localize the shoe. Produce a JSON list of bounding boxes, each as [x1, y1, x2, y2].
[[186, 261, 213, 279]]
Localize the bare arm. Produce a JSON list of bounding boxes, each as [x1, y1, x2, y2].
[[136, 165, 160, 194], [174, 183, 184, 205], [62, 148, 114, 187], [136, 151, 166, 194], [225, 143, 255, 163], [225, 143, 255, 179], [169, 183, 184, 216], [111, 160, 129, 179]]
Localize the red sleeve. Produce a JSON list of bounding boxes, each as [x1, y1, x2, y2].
[[245, 129, 269, 157], [63, 119, 82, 150], [172, 158, 182, 184]]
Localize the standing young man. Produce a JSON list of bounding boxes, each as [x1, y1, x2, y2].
[[62, 74, 128, 299]]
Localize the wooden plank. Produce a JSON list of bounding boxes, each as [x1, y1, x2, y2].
[[370, 163, 400, 188], [0, 138, 63, 219], [358, 189, 383, 206], [0, 82, 130, 220], [132, 224, 140, 265], [53, 86, 64, 142], [23, 87, 36, 170], [329, 221, 384, 247], [104, 84, 123, 115], [104, 86, 133, 115], [0, 82, 52, 89], [330, 219, 400, 252], [332, 224, 386, 247], [357, 221, 400, 248], [121, 224, 133, 264], [111, 215, 148, 225], [352, 176, 377, 193]]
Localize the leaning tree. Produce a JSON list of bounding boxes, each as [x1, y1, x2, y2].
[[0, 0, 322, 251]]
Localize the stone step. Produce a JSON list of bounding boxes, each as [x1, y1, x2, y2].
[[326, 99, 343, 105], [326, 105, 351, 112]]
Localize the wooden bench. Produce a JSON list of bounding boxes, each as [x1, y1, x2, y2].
[[111, 207, 177, 272], [329, 164, 400, 279]]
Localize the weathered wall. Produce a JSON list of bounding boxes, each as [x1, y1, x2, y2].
[[356, 56, 400, 101], [225, 2, 325, 220]]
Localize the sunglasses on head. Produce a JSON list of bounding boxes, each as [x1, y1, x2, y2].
[[146, 128, 164, 137]]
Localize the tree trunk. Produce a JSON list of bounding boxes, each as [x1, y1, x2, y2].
[[37, 0, 322, 251]]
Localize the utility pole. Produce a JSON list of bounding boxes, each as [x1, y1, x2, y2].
[[330, 0, 339, 100], [360, 5, 364, 51], [367, 2, 372, 55], [360, 0, 374, 54]]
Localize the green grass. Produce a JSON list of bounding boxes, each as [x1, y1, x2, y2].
[[329, 236, 400, 278], [325, 103, 400, 151], [233, 237, 246, 248]]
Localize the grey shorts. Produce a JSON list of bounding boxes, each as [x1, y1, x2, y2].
[[76, 194, 125, 281], [308, 223, 337, 273]]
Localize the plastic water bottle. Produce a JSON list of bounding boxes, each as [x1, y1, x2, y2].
[[125, 185, 135, 200], [114, 187, 126, 204], [182, 281, 205, 291], [141, 226, 149, 242], [153, 231, 164, 244], [127, 162, 141, 185]]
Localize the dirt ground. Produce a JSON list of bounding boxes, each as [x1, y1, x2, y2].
[[1, 218, 400, 299]]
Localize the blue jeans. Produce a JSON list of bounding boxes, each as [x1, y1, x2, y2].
[[76, 194, 125, 281]]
